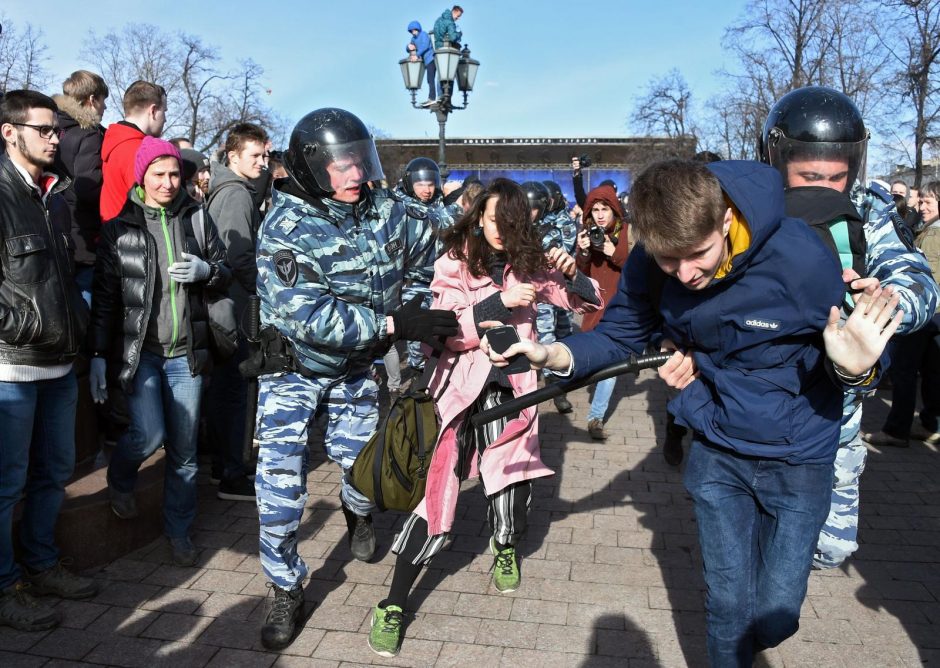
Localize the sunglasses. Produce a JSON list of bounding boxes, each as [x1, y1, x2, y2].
[[9, 122, 62, 139]]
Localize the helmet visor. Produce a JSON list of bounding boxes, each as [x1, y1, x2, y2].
[[408, 168, 442, 190], [303, 138, 385, 196], [766, 135, 867, 194]]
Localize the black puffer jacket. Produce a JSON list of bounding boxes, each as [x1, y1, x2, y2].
[[90, 188, 232, 391], [0, 153, 88, 366], [53, 94, 105, 267]]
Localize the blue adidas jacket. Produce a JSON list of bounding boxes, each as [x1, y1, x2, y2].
[[563, 161, 847, 464]]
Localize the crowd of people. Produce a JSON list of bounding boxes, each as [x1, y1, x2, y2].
[[1, 43, 939, 668]]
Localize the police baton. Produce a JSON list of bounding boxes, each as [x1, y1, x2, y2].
[[243, 295, 261, 466], [469, 352, 673, 427]]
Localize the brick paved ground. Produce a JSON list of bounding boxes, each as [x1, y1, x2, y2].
[[2, 373, 937, 667]]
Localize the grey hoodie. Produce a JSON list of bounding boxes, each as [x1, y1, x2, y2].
[[130, 187, 190, 358], [207, 163, 259, 318]]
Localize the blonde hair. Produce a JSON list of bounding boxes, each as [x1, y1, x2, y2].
[[62, 70, 109, 103]]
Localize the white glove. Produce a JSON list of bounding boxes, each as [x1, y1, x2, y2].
[[89, 357, 107, 404], [168, 252, 211, 284]]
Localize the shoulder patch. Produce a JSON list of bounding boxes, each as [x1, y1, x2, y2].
[[273, 249, 298, 287]]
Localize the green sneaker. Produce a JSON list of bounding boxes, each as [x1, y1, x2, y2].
[[368, 603, 404, 658], [490, 537, 520, 593]]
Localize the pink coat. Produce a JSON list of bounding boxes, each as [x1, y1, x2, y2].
[[415, 253, 602, 536]]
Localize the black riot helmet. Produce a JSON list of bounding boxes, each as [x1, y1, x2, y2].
[[521, 180, 550, 222], [542, 180, 565, 213], [284, 107, 384, 199], [401, 157, 442, 202], [760, 86, 869, 194]]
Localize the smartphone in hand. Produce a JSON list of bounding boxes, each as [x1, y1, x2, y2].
[[485, 325, 531, 374]]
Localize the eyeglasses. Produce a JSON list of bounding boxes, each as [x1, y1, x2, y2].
[[8, 123, 61, 139]]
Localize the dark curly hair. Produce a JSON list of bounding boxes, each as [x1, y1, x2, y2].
[[441, 178, 548, 279]]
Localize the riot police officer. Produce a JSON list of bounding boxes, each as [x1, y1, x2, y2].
[[251, 108, 457, 650], [393, 157, 454, 375], [521, 180, 574, 412], [761, 86, 939, 569]]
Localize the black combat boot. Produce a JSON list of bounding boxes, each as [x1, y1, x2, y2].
[[342, 502, 376, 562], [261, 584, 304, 650], [546, 375, 573, 414]]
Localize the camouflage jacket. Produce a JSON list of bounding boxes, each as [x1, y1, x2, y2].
[[852, 182, 939, 334], [392, 186, 456, 283], [547, 208, 579, 254], [256, 186, 435, 378], [537, 214, 563, 251]]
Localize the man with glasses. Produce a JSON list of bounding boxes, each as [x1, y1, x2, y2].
[[0, 90, 98, 632]]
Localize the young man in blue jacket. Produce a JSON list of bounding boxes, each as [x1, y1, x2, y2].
[[485, 159, 901, 666], [405, 21, 437, 107]]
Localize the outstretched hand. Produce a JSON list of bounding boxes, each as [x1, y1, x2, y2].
[[824, 286, 902, 376], [479, 321, 549, 369]]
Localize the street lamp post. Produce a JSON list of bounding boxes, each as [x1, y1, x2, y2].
[[398, 43, 480, 179]]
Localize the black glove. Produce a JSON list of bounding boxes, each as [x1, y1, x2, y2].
[[391, 295, 459, 352]]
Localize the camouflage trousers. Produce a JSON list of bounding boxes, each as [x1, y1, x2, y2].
[[536, 302, 573, 377], [814, 397, 867, 569], [254, 371, 379, 588], [402, 283, 432, 371]]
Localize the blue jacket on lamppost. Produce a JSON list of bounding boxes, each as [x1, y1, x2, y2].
[[406, 21, 434, 66]]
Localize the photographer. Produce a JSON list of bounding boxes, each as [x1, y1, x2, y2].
[[575, 184, 631, 439], [570, 155, 589, 208]]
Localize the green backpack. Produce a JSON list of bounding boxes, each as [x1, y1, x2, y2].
[[350, 353, 456, 512]]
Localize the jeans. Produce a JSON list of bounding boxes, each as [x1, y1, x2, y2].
[[587, 377, 616, 421], [0, 371, 77, 588], [108, 351, 203, 539], [684, 441, 833, 667], [883, 321, 940, 436], [206, 338, 249, 480], [426, 60, 438, 100]]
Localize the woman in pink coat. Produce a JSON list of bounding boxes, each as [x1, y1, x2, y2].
[[368, 178, 602, 658]]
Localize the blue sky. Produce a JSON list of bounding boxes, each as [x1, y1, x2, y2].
[[4, 1, 747, 139]]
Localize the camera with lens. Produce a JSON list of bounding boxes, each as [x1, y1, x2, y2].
[[588, 223, 607, 250], [579, 154, 592, 168]]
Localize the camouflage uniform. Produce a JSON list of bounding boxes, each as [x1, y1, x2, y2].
[[536, 211, 574, 369], [393, 186, 450, 371], [814, 183, 940, 569], [254, 186, 434, 589]]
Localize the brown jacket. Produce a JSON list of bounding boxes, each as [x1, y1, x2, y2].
[[576, 228, 630, 332]]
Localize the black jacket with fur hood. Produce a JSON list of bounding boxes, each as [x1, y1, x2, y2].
[[53, 94, 105, 266]]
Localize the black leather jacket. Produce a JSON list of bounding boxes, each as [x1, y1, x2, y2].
[[90, 189, 232, 391], [0, 153, 87, 366]]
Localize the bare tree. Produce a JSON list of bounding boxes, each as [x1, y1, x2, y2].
[[81, 23, 184, 124], [699, 89, 763, 161], [630, 68, 697, 143], [80, 25, 283, 153], [0, 16, 51, 92], [879, 0, 940, 188], [716, 0, 890, 158]]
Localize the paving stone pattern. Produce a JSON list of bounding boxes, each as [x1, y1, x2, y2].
[[4, 372, 938, 666]]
